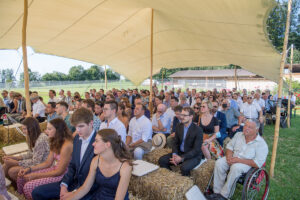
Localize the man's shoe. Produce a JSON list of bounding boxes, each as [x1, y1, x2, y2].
[[205, 193, 220, 200], [215, 194, 228, 200]]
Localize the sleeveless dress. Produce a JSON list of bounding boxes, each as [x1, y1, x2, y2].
[[199, 117, 224, 159], [17, 153, 68, 200], [93, 156, 129, 200]]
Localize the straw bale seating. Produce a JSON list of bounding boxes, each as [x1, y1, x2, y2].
[[0, 124, 25, 144], [143, 148, 172, 165], [190, 159, 215, 192], [129, 168, 194, 200], [143, 148, 216, 193]]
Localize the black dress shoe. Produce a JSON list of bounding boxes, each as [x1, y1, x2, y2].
[[205, 193, 220, 200], [214, 194, 228, 200]]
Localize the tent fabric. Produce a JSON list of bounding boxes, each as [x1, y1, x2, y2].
[[0, 0, 281, 85]]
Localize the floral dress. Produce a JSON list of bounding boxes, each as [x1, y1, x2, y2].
[[17, 153, 68, 200]]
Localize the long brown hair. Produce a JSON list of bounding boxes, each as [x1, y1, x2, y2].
[[48, 118, 73, 154], [98, 129, 132, 165], [22, 117, 42, 151]]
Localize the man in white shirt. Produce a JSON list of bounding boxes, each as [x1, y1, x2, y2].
[[165, 96, 179, 120], [253, 93, 265, 111], [48, 90, 59, 103], [207, 120, 268, 200], [99, 101, 127, 142], [30, 94, 46, 122], [126, 103, 152, 160]]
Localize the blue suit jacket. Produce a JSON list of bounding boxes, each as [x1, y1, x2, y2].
[[61, 131, 98, 197], [215, 111, 227, 146]]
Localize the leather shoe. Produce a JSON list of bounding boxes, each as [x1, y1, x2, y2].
[[205, 193, 220, 200]]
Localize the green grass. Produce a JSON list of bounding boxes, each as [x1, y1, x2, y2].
[[232, 112, 300, 200]]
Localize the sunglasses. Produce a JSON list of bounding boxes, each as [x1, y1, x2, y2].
[[247, 97, 253, 99], [213, 106, 218, 108], [194, 107, 200, 109], [200, 106, 206, 108]]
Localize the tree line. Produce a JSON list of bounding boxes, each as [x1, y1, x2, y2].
[[0, 65, 120, 83]]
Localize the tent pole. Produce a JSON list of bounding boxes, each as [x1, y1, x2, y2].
[[234, 66, 237, 89], [149, 8, 154, 117], [22, 0, 31, 117], [270, 0, 292, 178], [105, 65, 107, 90], [287, 44, 293, 128], [161, 68, 164, 90]]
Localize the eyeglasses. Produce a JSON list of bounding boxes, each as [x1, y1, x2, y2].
[[213, 106, 218, 108], [200, 106, 206, 108], [194, 107, 200, 109], [247, 97, 253, 100]]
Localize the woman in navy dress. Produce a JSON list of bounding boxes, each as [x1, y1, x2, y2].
[[65, 128, 132, 200]]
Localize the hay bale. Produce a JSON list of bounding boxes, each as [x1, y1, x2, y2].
[[191, 159, 215, 193], [129, 192, 143, 200], [129, 168, 193, 200], [143, 148, 172, 165], [39, 121, 47, 132], [0, 125, 26, 144], [223, 137, 231, 154], [0, 149, 5, 164], [7, 185, 26, 200]]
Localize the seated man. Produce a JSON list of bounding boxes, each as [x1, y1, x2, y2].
[[30, 93, 46, 122], [207, 119, 268, 200], [159, 107, 203, 176], [126, 103, 152, 160], [56, 101, 75, 133], [152, 104, 172, 138], [46, 102, 59, 121]]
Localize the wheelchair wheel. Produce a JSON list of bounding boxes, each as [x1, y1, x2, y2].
[[241, 168, 269, 200]]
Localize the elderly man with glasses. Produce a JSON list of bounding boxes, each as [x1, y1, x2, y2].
[[240, 95, 264, 135], [206, 119, 268, 200]]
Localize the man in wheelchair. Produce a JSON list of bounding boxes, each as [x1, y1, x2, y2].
[[206, 119, 268, 200]]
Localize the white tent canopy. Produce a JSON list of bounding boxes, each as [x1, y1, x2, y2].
[[0, 0, 280, 85]]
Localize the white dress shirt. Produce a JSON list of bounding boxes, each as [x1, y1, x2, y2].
[[48, 97, 59, 103], [128, 115, 152, 143], [79, 130, 95, 162], [226, 132, 268, 168], [32, 100, 46, 117], [99, 117, 127, 142], [240, 102, 261, 119]]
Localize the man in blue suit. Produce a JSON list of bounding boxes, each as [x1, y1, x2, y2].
[[32, 108, 98, 200], [212, 101, 227, 146]]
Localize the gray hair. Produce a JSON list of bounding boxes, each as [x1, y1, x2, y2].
[[246, 119, 260, 130]]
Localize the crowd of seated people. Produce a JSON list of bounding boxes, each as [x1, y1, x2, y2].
[[0, 85, 284, 199]]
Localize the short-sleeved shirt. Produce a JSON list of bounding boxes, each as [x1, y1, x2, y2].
[[32, 100, 46, 117], [253, 98, 265, 109], [240, 102, 261, 119], [64, 114, 75, 132], [226, 132, 268, 168], [222, 107, 240, 128], [128, 115, 152, 143], [152, 112, 172, 134], [199, 116, 219, 135], [100, 117, 127, 142]]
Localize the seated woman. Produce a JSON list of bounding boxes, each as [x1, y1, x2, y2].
[[120, 97, 132, 117], [0, 164, 10, 200], [2, 117, 49, 183], [199, 100, 223, 160], [17, 118, 73, 200], [118, 103, 130, 130], [64, 128, 132, 200]]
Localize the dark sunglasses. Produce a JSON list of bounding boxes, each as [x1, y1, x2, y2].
[[194, 107, 200, 109], [247, 97, 253, 99]]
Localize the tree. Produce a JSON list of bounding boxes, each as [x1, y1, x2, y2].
[[42, 71, 68, 81], [84, 65, 104, 80], [0, 69, 15, 83], [68, 65, 85, 81], [106, 68, 120, 80], [19, 68, 41, 81]]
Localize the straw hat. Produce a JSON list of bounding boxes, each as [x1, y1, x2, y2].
[[152, 133, 167, 149]]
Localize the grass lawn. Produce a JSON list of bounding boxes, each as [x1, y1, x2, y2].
[[232, 112, 300, 200], [0, 112, 299, 199]]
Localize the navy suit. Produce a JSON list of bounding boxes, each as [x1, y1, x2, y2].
[[32, 131, 97, 200], [215, 111, 227, 146]]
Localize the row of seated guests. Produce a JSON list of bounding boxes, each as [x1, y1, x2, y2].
[[2, 108, 132, 200]]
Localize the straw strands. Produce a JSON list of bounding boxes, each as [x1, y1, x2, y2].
[[191, 160, 215, 192], [143, 148, 172, 165], [129, 168, 193, 200]]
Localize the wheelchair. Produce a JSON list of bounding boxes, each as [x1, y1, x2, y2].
[[206, 164, 270, 200]]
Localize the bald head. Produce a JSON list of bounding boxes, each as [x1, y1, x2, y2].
[[157, 104, 167, 114]]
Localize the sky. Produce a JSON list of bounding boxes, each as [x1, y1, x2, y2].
[[0, 46, 100, 80]]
